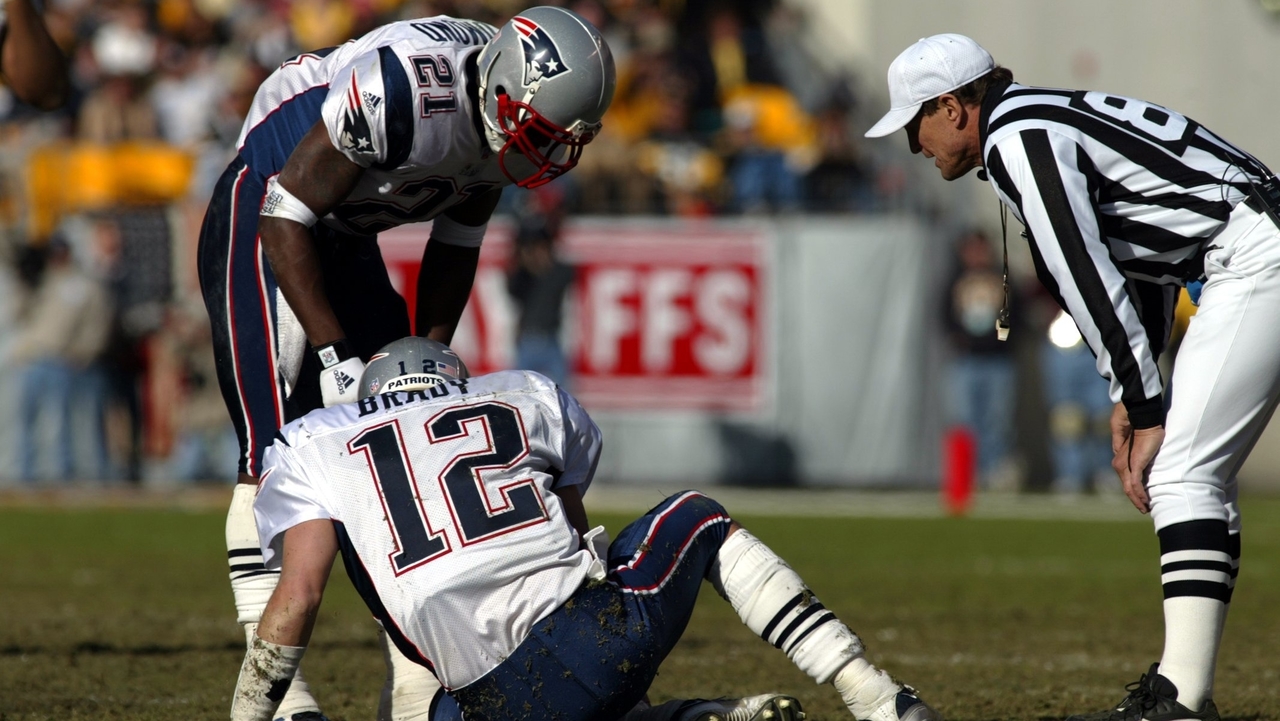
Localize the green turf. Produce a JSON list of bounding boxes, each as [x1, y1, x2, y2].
[[1, 499, 1277, 720]]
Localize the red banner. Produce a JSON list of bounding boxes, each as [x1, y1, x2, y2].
[[378, 220, 770, 412]]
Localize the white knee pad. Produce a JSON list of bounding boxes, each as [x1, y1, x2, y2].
[[227, 483, 279, 625], [709, 529, 862, 684], [378, 625, 442, 721]]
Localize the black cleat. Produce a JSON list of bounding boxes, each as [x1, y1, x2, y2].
[[1067, 664, 1220, 721]]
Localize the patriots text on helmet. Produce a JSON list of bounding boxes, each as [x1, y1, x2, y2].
[[357, 379, 473, 417]]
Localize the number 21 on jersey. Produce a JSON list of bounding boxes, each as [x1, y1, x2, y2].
[[347, 402, 548, 575]]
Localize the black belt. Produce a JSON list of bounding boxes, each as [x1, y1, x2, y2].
[[1243, 175, 1280, 227]]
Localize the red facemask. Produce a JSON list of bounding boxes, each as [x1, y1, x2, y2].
[[495, 93, 596, 189]]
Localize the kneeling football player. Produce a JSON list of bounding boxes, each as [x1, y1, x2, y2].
[[231, 338, 942, 721]]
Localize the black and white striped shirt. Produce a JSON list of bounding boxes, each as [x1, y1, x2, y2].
[[979, 81, 1271, 428]]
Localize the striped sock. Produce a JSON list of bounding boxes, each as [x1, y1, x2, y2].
[[1204, 531, 1240, 701], [227, 483, 280, 624], [708, 529, 863, 684], [1156, 519, 1231, 711]]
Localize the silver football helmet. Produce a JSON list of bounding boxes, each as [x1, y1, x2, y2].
[[359, 337, 469, 399], [476, 6, 616, 188]]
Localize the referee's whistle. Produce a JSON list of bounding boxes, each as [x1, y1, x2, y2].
[[995, 317, 1011, 342]]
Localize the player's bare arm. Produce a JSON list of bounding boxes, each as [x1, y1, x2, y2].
[[257, 519, 338, 646], [260, 120, 365, 349], [414, 188, 503, 342], [0, 0, 68, 110], [232, 519, 337, 721], [552, 483, 590, 540]]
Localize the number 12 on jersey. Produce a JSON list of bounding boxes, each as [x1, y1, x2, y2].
[[347, 402, 548, 575]]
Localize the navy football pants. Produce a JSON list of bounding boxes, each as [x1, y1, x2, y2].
[[197, 157, 410, 476], [433, 491, 733, 721]]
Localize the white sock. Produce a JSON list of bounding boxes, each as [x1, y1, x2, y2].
[[378, 626, 442, 721], [229, 486, 320, 719], [709, 529, 862, 684], [834, 657, 902, 719], [1158, 597, 1226, 710]]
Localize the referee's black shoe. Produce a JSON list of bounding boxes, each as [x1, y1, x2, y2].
[[1067, 664, 1219, 721]]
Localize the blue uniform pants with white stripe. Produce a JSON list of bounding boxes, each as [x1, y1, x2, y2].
[[433, 491, 732, 721], [197, 156, 411, 476]]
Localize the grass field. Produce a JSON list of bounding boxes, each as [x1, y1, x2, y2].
[[2, 494, 1278, 720]]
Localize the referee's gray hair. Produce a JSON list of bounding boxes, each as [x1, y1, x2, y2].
[[920, 65, 1014, 116]]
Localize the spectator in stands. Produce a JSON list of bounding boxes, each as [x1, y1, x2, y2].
[[1041, 306, 1114, 495], [805, 80, 873, 212], [720, 83, 818, 214], [77, 3, 159, 143], [633, 75, 724, 216], [507, 189, 576, 388], [10, 234, 112, 482], [679, 5, 777, 134], [943, 230, 1018, 490], [164, 301, 237, 482]]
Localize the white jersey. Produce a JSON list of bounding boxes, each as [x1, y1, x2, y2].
[[236, 17, 510, 235], [254, 371, 603, 689]]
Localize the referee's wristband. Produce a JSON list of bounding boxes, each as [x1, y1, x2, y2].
[[1126, 397, 1166, 430], [313, 338, 356, 369]]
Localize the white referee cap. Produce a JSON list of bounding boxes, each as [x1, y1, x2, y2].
[[865, 33, 994, 138]]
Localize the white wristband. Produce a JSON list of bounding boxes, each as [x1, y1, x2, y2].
[[429, 214, 488, 248], [261, 176, 319, 228], [231, 634, 307, 721]]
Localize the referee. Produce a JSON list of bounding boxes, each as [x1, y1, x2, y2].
[[866, 34, 1280, 721]]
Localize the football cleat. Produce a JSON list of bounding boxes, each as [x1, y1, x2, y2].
[[683, 694, 805, 721], [860, 687, 942, 721], [1065, 664, 1220, 721], [275, 713, 330, 721]]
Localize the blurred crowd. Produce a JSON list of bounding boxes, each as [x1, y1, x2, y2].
[[3, 0, 883, 215]]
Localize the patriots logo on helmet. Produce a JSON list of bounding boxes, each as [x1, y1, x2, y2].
[[512, 16, 570, 85]]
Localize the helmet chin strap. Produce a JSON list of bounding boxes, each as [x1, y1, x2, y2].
[[476, 79, 506, 155], [478, 67, 548, 156]]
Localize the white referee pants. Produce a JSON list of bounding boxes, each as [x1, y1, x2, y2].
[[1148, 200, 1280, 533]]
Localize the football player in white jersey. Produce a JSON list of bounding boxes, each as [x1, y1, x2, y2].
[[196, 8, 616, 720], [230, 337, 943, 721]]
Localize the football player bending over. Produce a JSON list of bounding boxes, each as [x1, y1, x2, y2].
[[230, 337, 942, 721], [200, 7, 615, 720]]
